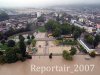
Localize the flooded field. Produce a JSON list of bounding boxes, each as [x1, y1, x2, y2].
[[0, 55, 100, 75], [36, 41, 71, 54], [36, 41, 46, 48], [35, 32, 46, 39], [48, 46, 71, 54], [6, 32, 98, 75]]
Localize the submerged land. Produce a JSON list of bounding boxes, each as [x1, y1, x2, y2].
[[0, 6, 100, 75]]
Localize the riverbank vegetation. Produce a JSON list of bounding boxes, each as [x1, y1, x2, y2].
[[0, 35, 35, 64], [62, 47, 77, 60]]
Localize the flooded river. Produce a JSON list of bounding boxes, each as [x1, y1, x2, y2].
[[0, 55, 100, 75], [2, 32, 99, 75]]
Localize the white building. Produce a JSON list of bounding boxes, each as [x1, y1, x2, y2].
[[37, 12, 41, 18]]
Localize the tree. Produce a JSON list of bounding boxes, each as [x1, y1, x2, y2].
[[61, 23, 71, 35], [0, 32, 3, 40], [3, 35, 8, 40], [1, 39, 6, 45], [27, 39, 31, 45], [89, 51, 96, 57], [45, 20, 55, 31], [0, 51, 3, 55], [45, 20, 85, 39], [71, 25, 76, 33], [45, 20, 60, 32], [63, 50, 73, 60], [70, 47, 77, 55], [95, 35, 100, 42], [85, 34, 94, 45], [32, 40, 36, 47], [7, 40, 15, 47], [4, 47, 18, 63], [73, 31, 80, 40], [52, 27, 61, 38], [27, 35, 30, 39], [19, 35, 26, 57], [63, 50, 67, 59], [31, 35, 35, 39], [93, 35, 100, 48], [19, 35, 25, 41], [79, 45, 87, 53]]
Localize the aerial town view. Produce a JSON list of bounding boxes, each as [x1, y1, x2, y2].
[[0, 0, 100, 75]]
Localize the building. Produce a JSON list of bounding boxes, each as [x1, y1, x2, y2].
[[96, 24, 100, 34]]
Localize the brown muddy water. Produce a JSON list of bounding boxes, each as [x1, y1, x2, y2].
[[0, 55, 100, 75]]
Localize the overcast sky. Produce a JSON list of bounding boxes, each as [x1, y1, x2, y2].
[[0, 0, 100, 8]]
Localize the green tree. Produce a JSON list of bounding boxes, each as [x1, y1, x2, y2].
[[63, 50, 73, 60], [27, 35, 30, 39], [93, 35, 100, 48], [4, 47, 18, 63], [19, 35, 26, 57], [45, 20, 60, 32], [70, 47, 77, 55], [0, 51, 3, 55], [7, 40, 15, 47], [1, 39, 6, 45], [52, 27, 62, 38], [19, 35, 25, 41], [85, 34, 94, 45], [3, 35, 8, 40], [73, 31, 80, 40], [61, 23, 71, 35], [89, 51, 96, 57], [27, 39, 31, 45], [32, 40, 36, 47], [31, 35, 35, 39]]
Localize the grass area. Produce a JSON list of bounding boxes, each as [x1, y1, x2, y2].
[[54, 39, 77, 45], [63, 40, 77, 45], [36, 26, 46, 32], [53, 40, 62, 45]]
